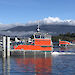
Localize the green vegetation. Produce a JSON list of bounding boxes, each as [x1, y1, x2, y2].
[[52, 32, 75, 42], [30, 32, 75, 42]]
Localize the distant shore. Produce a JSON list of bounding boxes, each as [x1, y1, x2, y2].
[[52, 32, 75, 42]]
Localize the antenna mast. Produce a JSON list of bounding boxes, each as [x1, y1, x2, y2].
[[37, 21, 40, 32]]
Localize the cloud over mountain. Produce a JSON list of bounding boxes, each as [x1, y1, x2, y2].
[[0, 17, 75, 37], [0, 17, 75, 30]]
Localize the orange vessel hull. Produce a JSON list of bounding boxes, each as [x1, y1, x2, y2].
[[14, 45, 53, 51]]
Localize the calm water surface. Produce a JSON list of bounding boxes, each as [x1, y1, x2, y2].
[[0, 47, 75, 75]]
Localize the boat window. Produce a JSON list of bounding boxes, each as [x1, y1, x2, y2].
[[35, 35, 40, 38]]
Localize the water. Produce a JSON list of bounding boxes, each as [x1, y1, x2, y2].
[[0, 47, 75, 75]]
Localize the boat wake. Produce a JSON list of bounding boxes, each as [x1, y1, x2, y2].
[[51, 52, 75, 55]]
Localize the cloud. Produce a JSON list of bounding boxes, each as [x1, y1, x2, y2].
[[0, 17, 75, 30], [0, 23, 26, 30], [0, 17, 75, 36], [42, 17, 63, 24], [26, 17, 75, 25]]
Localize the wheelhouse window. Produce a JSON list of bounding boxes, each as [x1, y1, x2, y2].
[[35, 35, 40, 38]]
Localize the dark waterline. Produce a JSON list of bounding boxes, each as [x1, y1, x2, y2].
[[0, 47, 75, 75]]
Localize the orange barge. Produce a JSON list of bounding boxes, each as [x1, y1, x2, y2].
[[14, 25, 53, 52]]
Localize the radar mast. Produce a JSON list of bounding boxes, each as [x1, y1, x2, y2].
[[37, 22, 40, 32]]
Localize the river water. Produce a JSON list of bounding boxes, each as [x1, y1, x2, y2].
[[0, 47, 75, 75]]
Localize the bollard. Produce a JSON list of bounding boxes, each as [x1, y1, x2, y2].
[[7, 36, 10, 57], [2, 36, 6, 57]]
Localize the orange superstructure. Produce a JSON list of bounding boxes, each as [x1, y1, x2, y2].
[[59, 39, 72, 46], [35, 39, 51, 46], [14, 25, 53, 52], [59, 41, 71, 45]]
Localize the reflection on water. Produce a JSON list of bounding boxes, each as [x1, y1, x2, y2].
[[2, 55, 52, 75], [2, 57, 10, 75], [1, 47, 75, 75], [2, 57, 6, 75], [15, 56, 52, 75]]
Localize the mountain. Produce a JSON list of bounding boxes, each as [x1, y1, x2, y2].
[[6, 25, 75, 33], [0, 24, 75, 37], [6, 25, 37, 32]]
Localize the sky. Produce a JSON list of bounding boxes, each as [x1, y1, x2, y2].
[[0, 0, 75, 24]]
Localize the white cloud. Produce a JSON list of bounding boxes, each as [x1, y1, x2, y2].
[[0, 17, 75, 30], [26, 17, 75, 25], [43, 17, 63, 23]]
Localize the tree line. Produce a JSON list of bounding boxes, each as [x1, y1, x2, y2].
[[52, 32, 75, 42]]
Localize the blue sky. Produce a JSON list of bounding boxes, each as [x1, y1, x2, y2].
[[0, 0, 75, 24]]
